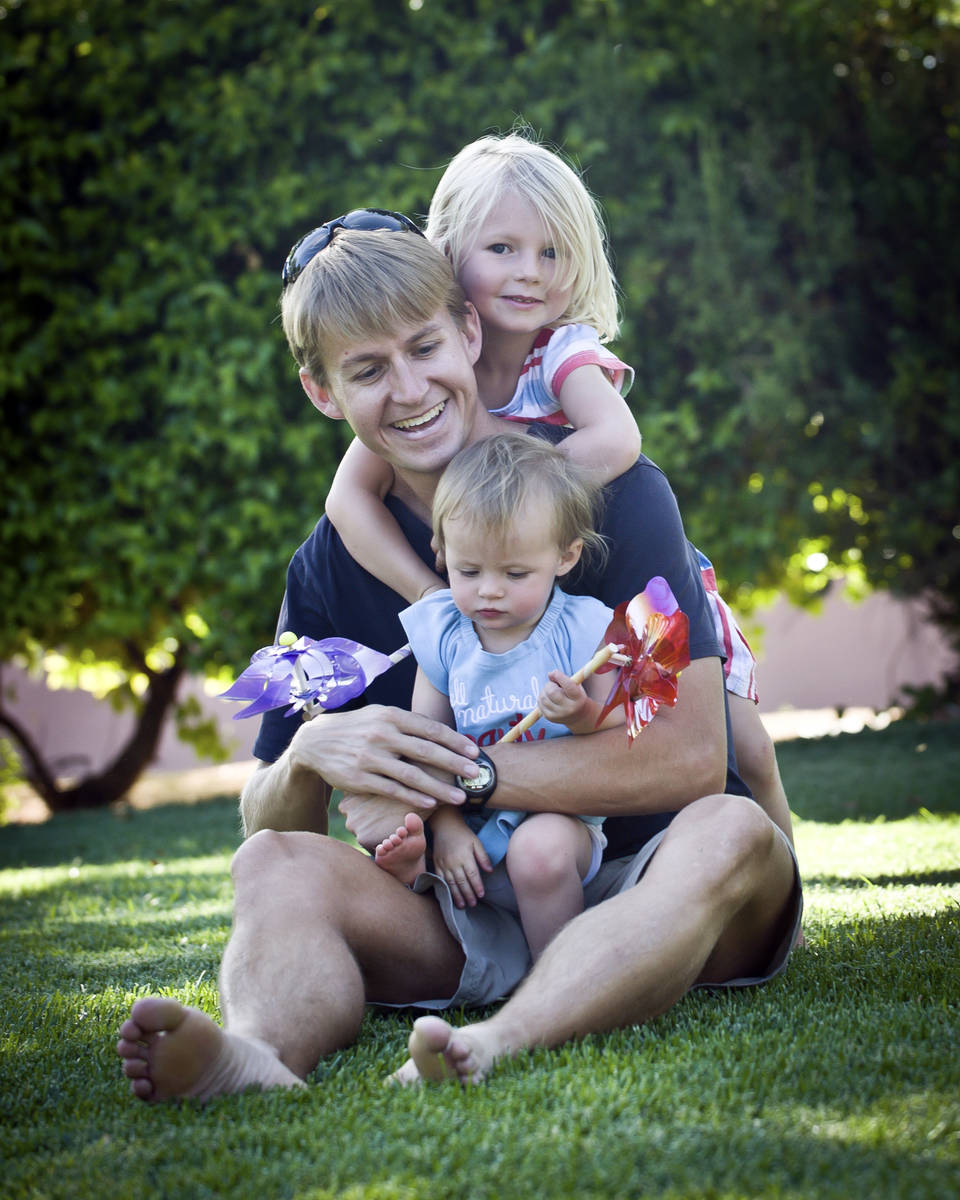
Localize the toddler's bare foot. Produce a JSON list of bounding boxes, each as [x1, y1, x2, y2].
[[374, 813, 427, 885], [116, 996, 304, 1103], [408, 1015, 499, 1086]]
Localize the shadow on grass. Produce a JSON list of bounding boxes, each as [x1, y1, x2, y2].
[[777, 717, 960, 823], [0, 794, 357, 871]]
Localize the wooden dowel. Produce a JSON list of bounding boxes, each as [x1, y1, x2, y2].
[[497, 643, 625, 744]]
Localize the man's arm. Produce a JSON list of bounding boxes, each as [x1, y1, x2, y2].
[[485, 657, 728, 819], [240, 704, 479, 838]]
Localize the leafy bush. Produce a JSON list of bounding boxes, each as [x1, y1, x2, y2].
[[2, 0, 957, 803]]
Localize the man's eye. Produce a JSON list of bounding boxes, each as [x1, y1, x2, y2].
[[413, 341, 439, 357], [353, 365, 382, 383]]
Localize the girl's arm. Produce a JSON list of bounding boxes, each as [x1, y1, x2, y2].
[[537, 662, 626, 737], [325, 438, 444, 603], [554, 363, 643, 483]]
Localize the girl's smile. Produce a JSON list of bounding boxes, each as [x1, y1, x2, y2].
[[456, 192, 573, 339]]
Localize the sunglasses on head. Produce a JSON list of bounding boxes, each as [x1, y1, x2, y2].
[[281, 208, 424, 288]]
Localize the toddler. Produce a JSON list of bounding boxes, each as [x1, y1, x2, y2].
[[374, 434, 623, 960]]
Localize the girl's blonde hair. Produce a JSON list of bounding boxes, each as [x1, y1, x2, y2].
[[281, 229, 470, 386], [432, 433, 607, 570], [425, 131, 620, 342]]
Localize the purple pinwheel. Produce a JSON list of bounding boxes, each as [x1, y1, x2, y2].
[[220, 632, 409, 720]]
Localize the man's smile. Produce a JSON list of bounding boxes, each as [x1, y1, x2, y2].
[[392, 399, 447, 431]]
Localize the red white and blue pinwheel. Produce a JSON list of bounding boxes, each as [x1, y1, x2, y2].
[[219, 632, 409, 720], [596, 576, 691, 741], [498, 577, 689, 746]]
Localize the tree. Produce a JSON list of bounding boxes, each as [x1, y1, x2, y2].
[[577, 0, 960, 677], [3, 1, 957, 809], [0, 0, 611, 808]]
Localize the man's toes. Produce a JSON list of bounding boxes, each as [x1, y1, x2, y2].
[[130, 1077, 155, 1099], [122, 1056, 150, 1079], [385, 1057, 422, 1087], [118, 1018, 145, 1043], [129, 995, 186, 1032]]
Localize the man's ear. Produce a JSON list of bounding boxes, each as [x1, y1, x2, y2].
[[300, 368, 345, 419], [555, 538, 584, 578], [460, 302, 483, 367]]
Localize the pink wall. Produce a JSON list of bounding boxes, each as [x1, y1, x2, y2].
[[3, 587, 955, 780], [2, 671, 258, 778], [750, 587, 954, 712]]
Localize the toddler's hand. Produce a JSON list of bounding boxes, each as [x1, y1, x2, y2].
[[432, 824, 492, 909], [538, 670, 591, 726]]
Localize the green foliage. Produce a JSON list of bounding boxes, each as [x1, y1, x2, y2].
[[2, 1, 958, 797], [1, 723, 959, 1198], [583, 0, 960, 635]]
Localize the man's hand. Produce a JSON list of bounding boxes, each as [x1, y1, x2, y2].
[[289, 704, 478, 809]]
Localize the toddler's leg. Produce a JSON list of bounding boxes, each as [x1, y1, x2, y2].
[[506, 814, 594, 961]]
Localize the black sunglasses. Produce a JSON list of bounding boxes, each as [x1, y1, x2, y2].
[[281, 208, 424, 288]]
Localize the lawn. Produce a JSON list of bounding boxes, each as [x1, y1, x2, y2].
[[1, 718, 958, 1199]]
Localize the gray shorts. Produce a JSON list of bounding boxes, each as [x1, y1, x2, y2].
[[378, 823, 803, 1012]]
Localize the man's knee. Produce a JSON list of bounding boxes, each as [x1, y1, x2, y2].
[[231, 828, 343, 894], [670, 794, 778, 895]]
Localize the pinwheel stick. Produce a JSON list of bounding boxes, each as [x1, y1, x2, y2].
[[497, 642, 629, 745]]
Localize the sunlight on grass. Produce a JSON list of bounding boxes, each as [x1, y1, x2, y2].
[[1, 732, 958, 1199]]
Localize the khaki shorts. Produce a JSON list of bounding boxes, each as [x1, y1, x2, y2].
[[378, 823, 803, 1012]]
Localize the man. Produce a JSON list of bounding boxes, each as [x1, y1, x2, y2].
[[117, 224, 801, 1100]]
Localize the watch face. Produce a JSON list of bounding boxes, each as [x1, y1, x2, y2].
[[462, 761, 494, 794], [457, 753, 495, 802]]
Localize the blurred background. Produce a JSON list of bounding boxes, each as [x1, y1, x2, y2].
[[2, 0, 958, 814]]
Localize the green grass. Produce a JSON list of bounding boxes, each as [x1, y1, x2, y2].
[[1, 721, 958, 1199]]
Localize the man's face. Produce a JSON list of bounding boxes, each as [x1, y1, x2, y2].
[[304, 307, 484, 481]]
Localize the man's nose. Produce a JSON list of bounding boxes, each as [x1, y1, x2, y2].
[[389, 356, 429, 403]]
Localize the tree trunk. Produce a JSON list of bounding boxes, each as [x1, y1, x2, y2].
[[1, 655, 187, 812]]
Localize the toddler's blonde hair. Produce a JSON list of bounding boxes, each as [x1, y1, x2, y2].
[[433, 433, 607, 570]]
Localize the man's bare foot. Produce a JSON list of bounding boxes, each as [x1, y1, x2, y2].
[[116, 996, 304, 1103], [384, 1056, 422, 1087], [407, 1015, 498, 1085], [374, 813, 427, 885]]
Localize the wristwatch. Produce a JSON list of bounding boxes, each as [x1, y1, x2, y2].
[[456, 749, 497, 806]]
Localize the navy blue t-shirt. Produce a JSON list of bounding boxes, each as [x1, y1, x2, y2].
[[253, 433, 749, 858]]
